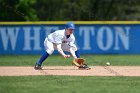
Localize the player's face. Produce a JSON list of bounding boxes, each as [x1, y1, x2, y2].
[[66, 29, 74, 35]]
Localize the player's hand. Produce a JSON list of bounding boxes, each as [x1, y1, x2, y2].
[[63, 54, 71, 58]]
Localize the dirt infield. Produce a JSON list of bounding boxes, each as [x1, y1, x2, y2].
[[0, 66, 140, 76]]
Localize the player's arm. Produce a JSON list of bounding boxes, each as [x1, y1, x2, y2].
[[57, 44, 70, 58], [68, 35, 77, 58], [52, 31, 70, 58]]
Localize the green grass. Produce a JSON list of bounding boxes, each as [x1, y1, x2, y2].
[[0, 76, 140, 93], [0, 54, 140, 66], [0, 55, 140, 93]]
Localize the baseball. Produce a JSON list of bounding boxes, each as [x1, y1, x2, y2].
[[106, 62, 110, 66]]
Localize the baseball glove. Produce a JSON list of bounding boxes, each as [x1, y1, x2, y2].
[[72, 58, 91, 70], [72, 58, 85, 67]]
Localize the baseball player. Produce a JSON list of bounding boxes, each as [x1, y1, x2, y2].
[[34, 22, 90, 70]]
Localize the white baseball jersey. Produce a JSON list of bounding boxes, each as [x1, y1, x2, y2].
[[44, 29, 77, 55], [47, 29, 75, 46]]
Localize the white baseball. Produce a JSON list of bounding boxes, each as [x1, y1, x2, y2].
[[106, 62, 110, 66]]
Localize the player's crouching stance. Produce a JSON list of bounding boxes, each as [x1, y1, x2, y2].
[[34, 22, 90, 70]]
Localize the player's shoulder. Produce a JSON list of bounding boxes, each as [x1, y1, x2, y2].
[[54, 29, 65, 34], [71, 33, 75, 37], [70, 33, 75, 39], [55, 29, 65, 32]]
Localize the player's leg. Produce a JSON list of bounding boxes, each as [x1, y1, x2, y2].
[[34, 39, 54, 70], [75, 50, 80, 58], [34, 52, 49, 70]]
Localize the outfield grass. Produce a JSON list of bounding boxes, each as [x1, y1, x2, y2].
[[0, 76, 140, 93], [0, 54, 140, 66]]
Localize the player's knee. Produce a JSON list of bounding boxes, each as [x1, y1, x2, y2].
[[69, 44, 77, 51], [70, 46, 77, 51], [46, 49, 54, 55]]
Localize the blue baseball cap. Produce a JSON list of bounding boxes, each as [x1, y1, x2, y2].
[[65, 22, 75, 29]]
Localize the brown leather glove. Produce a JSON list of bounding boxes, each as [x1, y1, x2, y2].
[[72, 58, 85, 67]]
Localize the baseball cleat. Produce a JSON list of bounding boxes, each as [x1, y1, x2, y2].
[[78, 67, 91, 70], [34, 63, 42, 70], [78, 64, 91, 70]]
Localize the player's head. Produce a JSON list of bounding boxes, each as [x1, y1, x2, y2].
[[65, 22, 75, 29], [65, 22, 75, 35]]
